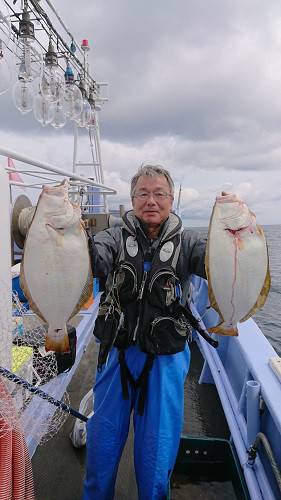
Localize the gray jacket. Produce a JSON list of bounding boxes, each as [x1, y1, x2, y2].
[[91, 211, 206, 289]]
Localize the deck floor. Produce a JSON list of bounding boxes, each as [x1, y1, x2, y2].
[[32, 339, 229, 499]]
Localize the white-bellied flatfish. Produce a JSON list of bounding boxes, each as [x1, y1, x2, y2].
[[205, 194, 270, 336], [20, 180, 93, 352]]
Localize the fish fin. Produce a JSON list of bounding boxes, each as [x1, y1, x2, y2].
[[240, 257, 271, 323], [45, 325, 70, 353], [205, 225, 225, 321], [19, 264, 46, 322], [208, 324, 238, 336], [69, 249, 93, 319]]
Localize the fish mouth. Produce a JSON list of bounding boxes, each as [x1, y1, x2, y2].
[[216, 194, 238, 203], [43, 179, 69, 195]]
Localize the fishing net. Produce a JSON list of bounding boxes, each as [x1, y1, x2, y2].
[[12, 291, 58, 387], [0, 271, 75, 498], [0, 275, 71, 446], [0, 276, 35, 498]]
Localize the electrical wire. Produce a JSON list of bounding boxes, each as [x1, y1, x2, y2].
[[29, 0, 94, 85], [3, 0, 96, 87], [43, 0, 84, 57]]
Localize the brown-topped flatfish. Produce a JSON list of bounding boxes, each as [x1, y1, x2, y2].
[[20, 180, 93, 352], [205, 194, 270, 336]]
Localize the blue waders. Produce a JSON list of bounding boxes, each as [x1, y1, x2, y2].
[[83, 343, 190, 500]]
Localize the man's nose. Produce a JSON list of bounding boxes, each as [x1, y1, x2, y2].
[[146, 194, 157, 204]]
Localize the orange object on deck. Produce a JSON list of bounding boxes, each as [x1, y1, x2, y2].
[[0, 379, 35, 500], [82, 294, 94, 309]]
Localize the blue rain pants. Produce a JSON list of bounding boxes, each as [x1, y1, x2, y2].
[[83, 343, 190, 500]]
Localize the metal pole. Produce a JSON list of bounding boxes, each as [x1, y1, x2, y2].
[[246, 381, 261, 447], [73, 123, 78, 175], [176, 184, 182, 214], [94, 113, 109, 212], [0, 169, 12, 370]]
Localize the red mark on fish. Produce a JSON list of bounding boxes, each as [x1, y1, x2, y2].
[[225, 226, 248, 323]]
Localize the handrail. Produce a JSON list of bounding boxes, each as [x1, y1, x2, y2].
[[0, 146, 116, 194]]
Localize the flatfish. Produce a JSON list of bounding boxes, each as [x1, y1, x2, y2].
[[205, 194, 270, 336], [20, 180, 93, 352]]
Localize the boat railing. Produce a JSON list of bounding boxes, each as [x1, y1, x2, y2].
[[191, 276, 281, 500], [0, 145, 116, 196]]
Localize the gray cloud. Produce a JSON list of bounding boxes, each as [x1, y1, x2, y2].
[[5, 0, 278, 142], [1, 0, 281, 224]]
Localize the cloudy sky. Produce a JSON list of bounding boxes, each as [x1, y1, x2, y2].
[[1, 0, 281, 226]]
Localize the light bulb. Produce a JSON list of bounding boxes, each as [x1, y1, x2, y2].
[[86, 107, 96, 130], [15, 8, 42, 82], [20, 41, 33, 80], [64, 83, 83, 119], [41, 67, 65, 103], [40, 40, 65, 102], [63, 61, 83, 119], [33, 91, 55, 126], [16, 38, 43, 82], [0, 39, 12, 95], [12, 79, 33, 114], [51, 102, 66, 128], [77, 97, 91, 128], [88, 89, 101, 128]]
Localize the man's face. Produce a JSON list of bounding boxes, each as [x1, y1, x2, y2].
[[132, 175, 174, 226]]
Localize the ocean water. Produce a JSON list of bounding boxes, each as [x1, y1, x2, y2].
[[191, 224, 281, 356], [254, 225, 281, 356]]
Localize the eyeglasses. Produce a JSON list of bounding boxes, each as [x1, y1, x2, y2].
[[132, 191, 173, 200]]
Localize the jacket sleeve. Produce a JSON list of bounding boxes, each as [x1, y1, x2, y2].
[[88, 227, 121, 278], [181, 229, 207, 279]]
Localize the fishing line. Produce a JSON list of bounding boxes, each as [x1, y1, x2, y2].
[[0, 366, 88, 423]]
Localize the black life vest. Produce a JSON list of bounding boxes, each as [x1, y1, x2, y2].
[[93, 212, 193, 359], [113, 212, 192, 356]]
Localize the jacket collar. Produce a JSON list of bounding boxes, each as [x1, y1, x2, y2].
[[122, 210, 182, 242]]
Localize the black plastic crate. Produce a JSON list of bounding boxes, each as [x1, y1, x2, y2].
[[168, 435, 250, 500]]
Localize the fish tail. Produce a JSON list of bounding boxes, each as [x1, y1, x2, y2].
[[208, 323, 238, 336], [45, 325, 70, 353]]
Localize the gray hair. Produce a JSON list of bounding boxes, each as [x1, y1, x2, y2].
[[130, 164, 174, 198]]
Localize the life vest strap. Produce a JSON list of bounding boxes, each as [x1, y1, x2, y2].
[[118, 349, 155, 415]]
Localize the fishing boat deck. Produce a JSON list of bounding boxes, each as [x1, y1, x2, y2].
[[31, 339, 229, 499]]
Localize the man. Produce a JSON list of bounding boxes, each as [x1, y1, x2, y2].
[[83, 165, 208, 500]]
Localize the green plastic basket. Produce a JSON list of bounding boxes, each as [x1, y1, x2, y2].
[[167, 435, 250, 500]]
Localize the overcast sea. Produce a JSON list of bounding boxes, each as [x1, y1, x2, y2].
[[191, 224, 281, 356]]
